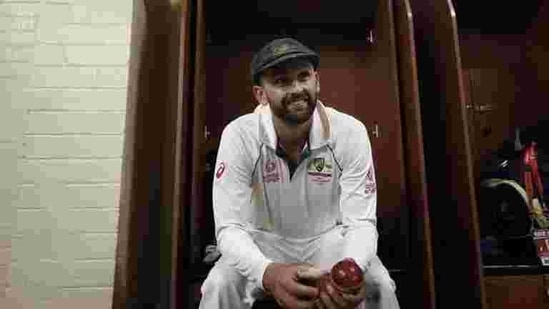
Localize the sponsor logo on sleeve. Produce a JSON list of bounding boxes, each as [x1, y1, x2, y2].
[[364, 166, 376, 194], [216, 162, 226, 179]]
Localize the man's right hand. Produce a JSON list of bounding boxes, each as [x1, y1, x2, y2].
[[262, 263, 321, 308]]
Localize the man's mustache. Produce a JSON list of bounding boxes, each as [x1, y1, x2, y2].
[[282, 90, 312, 107]]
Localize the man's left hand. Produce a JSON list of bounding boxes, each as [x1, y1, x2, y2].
[[315, 280, 366, 309]]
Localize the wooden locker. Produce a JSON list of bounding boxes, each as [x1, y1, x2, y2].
[[407, 0, 485, 307], [408, 0, 549, 308], [198, 0, 415, 306]]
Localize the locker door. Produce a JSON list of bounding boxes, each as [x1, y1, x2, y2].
[[392, 0, 436, 307], [408, 0, 486, 307]]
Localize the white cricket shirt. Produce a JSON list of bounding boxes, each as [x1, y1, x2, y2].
[[212, 101, 379, 291]]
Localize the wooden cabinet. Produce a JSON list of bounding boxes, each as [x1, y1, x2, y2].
[[462, 68, 514, 178], [407, 0, 549, 308], [485, 275, 549, 309]]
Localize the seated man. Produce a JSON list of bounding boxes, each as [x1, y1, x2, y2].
[[199, 37, 400, 309]]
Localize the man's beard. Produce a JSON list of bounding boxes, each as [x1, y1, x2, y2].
[[270, 88, 318, 126]]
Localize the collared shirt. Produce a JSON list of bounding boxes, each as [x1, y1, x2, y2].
[[275, 139, 311, 179], [212, 101, 379, 290]]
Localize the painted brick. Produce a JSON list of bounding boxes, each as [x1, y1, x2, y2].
[[2, 0, 41, 3], [14, 209, 50, 235], [16, 208, 118, 234], [0, 63, 33, 78], [37, 23, 130, 45], [0, 236, 10, 249], [24, 111, 125, 134], [16, 184, 120, 209], [11, 260, 114, 290], [34, 44, 65, 65], [0, 247, 10, 265], [0, 44, 34, 62], [71, 233, 117, 260], [21, 135, 124, 158], [60, 209, 118, 233], [0, 109, 25, 141], [2, 0, 133, 304], [14, 88, 127, 110], [11, 232, 56, 261], [26, 67, 94, 87], [0, 31, 36, 44], [13, 209, 118, 236], [43, 288, 113, 309], [65, 45, 129, 65], [12, 230, 116, 263], [0, 195, 15, 226], [44, 0, 76, 4], [0, 264, 10, 286], [3, 286, 41, 309], [19, 158, 123, 183], [0, 285, 6, 299], [28, 67, 128, 88], [71, 260, 115, 286], [0, 3, 38, 16], [36, 3, 72, 23], [0, 16, 36, 32], [71, 1, 132, 24], [10, 259, 71, 289], [0, 142, 19, 186]]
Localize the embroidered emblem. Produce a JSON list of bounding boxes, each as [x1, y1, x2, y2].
[[263, 160, 280, 183], [265, 160, 277, 173], [366, 166, 374, 182], [308, 157, 333, 183], [365, 166, 376, 194], [272, 44, 290, 57], [216, 162, 226, 179]]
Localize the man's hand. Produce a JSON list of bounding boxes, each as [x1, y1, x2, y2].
[[315, 279, 366, 309], [262, 263, 321, 308]]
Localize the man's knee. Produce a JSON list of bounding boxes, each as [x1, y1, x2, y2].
[[202, 263, 242, 294], [201, 260, 248, 298]]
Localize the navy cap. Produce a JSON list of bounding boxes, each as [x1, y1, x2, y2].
[[251, 37, 319, 85]]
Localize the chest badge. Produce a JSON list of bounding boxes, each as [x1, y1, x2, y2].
[[308, 157, 333, 183]]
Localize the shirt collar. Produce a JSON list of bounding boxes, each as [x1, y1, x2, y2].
[[255, 100, 331, 151]]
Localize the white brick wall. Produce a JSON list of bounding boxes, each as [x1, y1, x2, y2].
[[0, 0, 132, 307]]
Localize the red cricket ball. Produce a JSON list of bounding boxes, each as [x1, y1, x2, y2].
[[318, 258, 364, 296], [330, 258, 364, 292]]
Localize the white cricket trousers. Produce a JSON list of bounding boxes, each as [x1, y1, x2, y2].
[[199, 226, 400, 308]]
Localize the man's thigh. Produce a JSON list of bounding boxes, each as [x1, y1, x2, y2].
[[306, 225, 347, 271], [200, 256, 260, 308]]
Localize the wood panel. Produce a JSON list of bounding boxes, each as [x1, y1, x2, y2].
[[484, 275, 549, 308], [113, 0, 194, 308], [407, 0, 485, 307], [392, 0, 435, 307]]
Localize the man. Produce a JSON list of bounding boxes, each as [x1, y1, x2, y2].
[[199, 37, 400, 309]]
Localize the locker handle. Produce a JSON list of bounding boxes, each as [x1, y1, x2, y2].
[[371, 123, 380, 138], [465, 104, 493, 113]]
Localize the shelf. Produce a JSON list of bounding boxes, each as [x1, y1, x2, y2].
[[483, 264, 549, 276]]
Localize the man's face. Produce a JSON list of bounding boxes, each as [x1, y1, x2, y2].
[[254, 58, 319, 126]]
